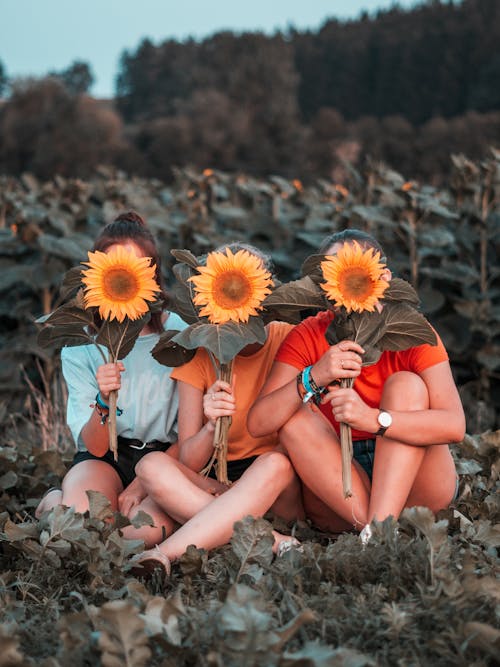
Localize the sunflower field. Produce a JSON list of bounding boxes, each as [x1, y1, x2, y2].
[[0, 153, 499, 665]]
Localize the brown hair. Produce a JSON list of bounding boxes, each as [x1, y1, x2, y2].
[[318, 229, 386, 258], [93, 211, 168, 334], [215, 241, 274, 273]]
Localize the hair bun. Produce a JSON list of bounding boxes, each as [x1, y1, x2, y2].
[[114, 210, 147, 227]]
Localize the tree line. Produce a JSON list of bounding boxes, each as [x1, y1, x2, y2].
[[0, 0, 499, 182]]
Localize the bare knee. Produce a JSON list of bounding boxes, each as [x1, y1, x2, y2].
[[382, 372, 429, 410], [252, 451, 294, 483], [279, 408, 313, 451], [135, 451, 173, 482]]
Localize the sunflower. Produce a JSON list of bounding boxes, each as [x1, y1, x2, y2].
[[320, 241, 389, 313], [188, 248, 273, 324], [81, 246, 160, 322]]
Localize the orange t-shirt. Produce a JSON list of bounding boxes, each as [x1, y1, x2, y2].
[[275, 310, 449, 440], [171, 321, 294, 460]]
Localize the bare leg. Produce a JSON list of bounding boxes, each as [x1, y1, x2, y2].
[[301, 484, 360, 533], [369, 372, 457, 521], [138, 451, 301, 561], [136, 452, 227, 524], [61, 460, 123, 512], [268, 461, 305, 522], [122, 496, 177, 548], [279, 406, 370, 529]]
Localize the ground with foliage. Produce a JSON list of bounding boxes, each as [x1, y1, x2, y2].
[[0, 156, 499, 664], [0, 425, 498, 666]]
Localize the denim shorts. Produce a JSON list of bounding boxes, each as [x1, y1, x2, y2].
[[352, 439, 460, 501], [353, 439, 376, 480], [72, 437, 171, 488]]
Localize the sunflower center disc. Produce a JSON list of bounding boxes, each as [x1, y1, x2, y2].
[[215, 271, 251, 308], [340, 268, 373, 299], [103, 268, 139, 301]]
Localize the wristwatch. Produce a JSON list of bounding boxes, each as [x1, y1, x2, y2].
[[375, 410, 392, 437]]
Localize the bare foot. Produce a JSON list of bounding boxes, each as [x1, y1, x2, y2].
[[129, 547, 171, 580], [35, 489, 63, 519], [272, 530, 302, 555]]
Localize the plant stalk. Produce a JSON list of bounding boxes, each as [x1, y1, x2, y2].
[[213, 360, 233, 484], [340, 377, 354, 498], [107, 351, 119, 461]]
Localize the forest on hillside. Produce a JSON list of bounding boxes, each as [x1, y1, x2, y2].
[[1, 0, 499, 183]]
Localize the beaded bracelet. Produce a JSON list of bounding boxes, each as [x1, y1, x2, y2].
[[93, 393, 123, 426], [301, 366, 326, 405], [296, 372, 307, 401]]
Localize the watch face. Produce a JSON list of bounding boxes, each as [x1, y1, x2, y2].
[[378, 411, 392, 428]]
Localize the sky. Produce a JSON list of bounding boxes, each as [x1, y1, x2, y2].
[[1, 0, 418, 98]]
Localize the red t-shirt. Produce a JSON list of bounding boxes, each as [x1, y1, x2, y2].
[[275, 310, 449, 440]]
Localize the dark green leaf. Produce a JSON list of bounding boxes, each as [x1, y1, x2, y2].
[[172, 317, 267, 364], [170, 248, 200, 269], [168, 281, 199, 325], [263, 276, 326, 312], [0, 265, 34, 292], [37, 323, 94, 350], [300, 254, 327, 283], [382, 278, 420, 306], [96, 315, 149, 360], [419, 284, 446, 314], [37, 232, 92, 262], [43, 303, 95, 328], [377, 303, 437, 350], [325, 311, 385, 364], [152, 330, 197, 367], [60, 266, 85, 300]]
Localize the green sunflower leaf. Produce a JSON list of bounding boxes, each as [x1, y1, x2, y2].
[[171, 317, 267, 365], [152, 329, 197, 367], [376, 302, 437, 350]]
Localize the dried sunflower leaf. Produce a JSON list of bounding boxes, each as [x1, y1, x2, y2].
[[92, 600, 151, 667]]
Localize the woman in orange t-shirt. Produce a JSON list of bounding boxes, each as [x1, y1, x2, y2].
[[131, 244, 304, 576], [248, 230, 465, 540]]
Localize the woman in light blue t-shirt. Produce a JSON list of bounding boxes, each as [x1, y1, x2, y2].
[[35, 211, 212, 546]]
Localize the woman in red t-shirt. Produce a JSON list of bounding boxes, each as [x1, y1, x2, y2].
[[248, 230, 465, 539]]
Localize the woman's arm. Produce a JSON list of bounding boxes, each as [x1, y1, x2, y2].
[[248, 341, 364, 437], [247, 362, 304, 437], [177, 379, 236, 471], [324, 361, 466, 445], [80, 361, 125, 457]]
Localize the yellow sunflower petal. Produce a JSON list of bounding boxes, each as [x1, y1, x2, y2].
[[188, 248, 273, 324], [81, 246, 160, 322], [320, 241, 389, 313]]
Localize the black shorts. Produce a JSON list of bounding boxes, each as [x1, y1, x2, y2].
[[72, 437, 171, 488], [207, 456, 258, 483]]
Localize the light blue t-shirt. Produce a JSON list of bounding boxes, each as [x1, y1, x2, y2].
[[61, 312, 187, 451]]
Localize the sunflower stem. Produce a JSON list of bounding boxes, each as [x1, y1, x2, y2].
[[107, 351, 119, 461], [340, 377, 354, 498], [213, 359, 233, 485]]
